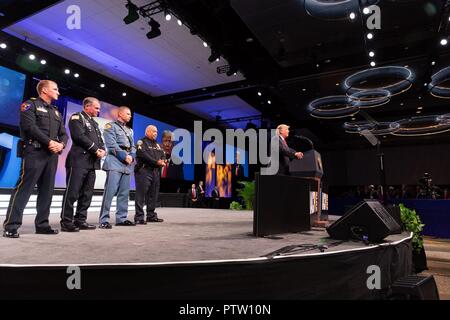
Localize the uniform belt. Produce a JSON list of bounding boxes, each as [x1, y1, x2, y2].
[[119, 146, 131, 152]]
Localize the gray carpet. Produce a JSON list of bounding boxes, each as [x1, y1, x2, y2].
[[0, 208, 411, 265]]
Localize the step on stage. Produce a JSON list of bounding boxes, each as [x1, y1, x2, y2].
[[0, 207, 413, 299]]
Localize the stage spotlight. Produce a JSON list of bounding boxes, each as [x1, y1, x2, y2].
[[349, 12, 356, 20], [177, 19, 182, 26], [440, 38, 448, 46], [370, 61, 376, 67], [0, 43, 6, 49], [40, 59, 46, 65], [257, 91, 262, 96], [29, 54, 36, 60], [123, 0, 140, 25], [208, 49, 221, 63], [100, 83, 105, 88], [146, 18, 161, 39], [122, 92, 127, 97], [64, 69, 70, 74], [203, 41, 208, 48], [165, 10, 171, 21], [367, 33, 373, 39], [363, 7, 370, 14], [74, 73, 79, 78], [369, 51, 375, 57]]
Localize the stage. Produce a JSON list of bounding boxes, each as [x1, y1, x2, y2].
[[0, 208, 413, 299]]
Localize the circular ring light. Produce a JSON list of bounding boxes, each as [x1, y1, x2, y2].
[[428, 66, 450, 99], [349, 89, 391, 108], [308, 95, 359, 119], [393, 115, 450, 136], [344, 121, 376, 133], [344, 66, 415, 96], [437, 113, 450, 124], [344, 121, 400, 135], [304, 0, 378, 20]]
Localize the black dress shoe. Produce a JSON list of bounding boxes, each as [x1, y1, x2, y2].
[[135, 220, 147, 225], [115, 220, 136, 226], [60, 223, 80, 232], [75, 222, 96, 230], [147, 218, 164, 223], [99, 222, 112, 229], [3, 230, 19, 238], [35, 228, 59, 235]]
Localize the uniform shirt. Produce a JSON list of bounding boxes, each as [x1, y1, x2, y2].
[[19, 97, 68, 148], [66, 111, 105, 169], [102, 120, 136, 174], [135, 137, 165, 171]]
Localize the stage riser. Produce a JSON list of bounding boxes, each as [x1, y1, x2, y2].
[[0, 195, 135, 216]]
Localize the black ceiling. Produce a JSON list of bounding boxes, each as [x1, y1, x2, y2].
[[160, 0, 450, 148], [0, 0, 63, 29]]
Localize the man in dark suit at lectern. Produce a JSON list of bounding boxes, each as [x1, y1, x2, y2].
[[274, 124, 303, 175]]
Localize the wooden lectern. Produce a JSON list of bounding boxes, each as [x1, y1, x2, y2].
[[289, 149, 328, 227]]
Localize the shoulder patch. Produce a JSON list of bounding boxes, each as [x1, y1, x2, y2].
[[71, 115, 80, 120], [104, 123, 112, 130], [20, 102, 32, 112]]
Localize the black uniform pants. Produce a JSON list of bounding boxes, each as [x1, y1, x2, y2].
[[134, 167, 160, 221], [60, 167, 96, 224], [3, 148, 58, 231]]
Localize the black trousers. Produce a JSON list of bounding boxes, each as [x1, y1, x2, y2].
[[134, 167, 160, 221], [60, 167, 96, 224], [3, 148, 58, 232]]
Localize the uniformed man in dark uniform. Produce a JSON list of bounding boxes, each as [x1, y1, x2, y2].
[[3, 80, 68, 238], [60, 97, 106, 232], [134, 125, 165, 224]]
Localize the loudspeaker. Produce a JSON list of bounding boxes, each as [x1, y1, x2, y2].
[[326, 199, 401, 242], [385, 204, 403, 234]]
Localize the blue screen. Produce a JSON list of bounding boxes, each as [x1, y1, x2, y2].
[[0, 65, 26, 127]]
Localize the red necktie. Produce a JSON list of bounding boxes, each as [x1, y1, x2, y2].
[[162, 164, 167, 178]]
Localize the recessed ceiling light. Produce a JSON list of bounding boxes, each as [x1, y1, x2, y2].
[[64, 69, 70, 74], [349, 12, 356, 20], [0, 43, 7, 49], [100, 83, 105, 88], [177, 19, 182, 26], [29, 54, 35, 60], [367, 33, 373, 40], [165, 13, 171, 21], [440, 38, 448, 46], [40, 59, 46, 65]]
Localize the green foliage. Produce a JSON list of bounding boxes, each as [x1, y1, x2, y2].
[[229, 201, 243, 210], [236, 181, 255, 210], [399, 203, 425, 252]]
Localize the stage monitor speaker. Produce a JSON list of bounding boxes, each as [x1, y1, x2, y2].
[[326, 199, 401, 242], [385, 204, 403, 234]]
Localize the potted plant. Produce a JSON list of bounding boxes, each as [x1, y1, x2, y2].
[[236, 181, 255, 210], [399, 203, 427, 273]]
